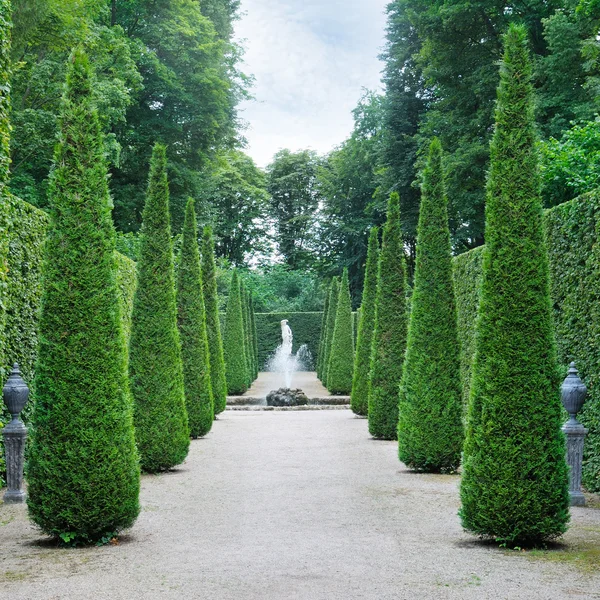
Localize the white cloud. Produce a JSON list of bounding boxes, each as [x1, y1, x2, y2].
[[234, 0, 388, 167]]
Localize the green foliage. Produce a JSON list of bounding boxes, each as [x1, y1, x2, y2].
[[452, 246, 484, 410], [250, 295, 258, 379], [327, 269, 354, 394], [27, 49, 139, 543], [368, 192, 408, 440], [459, 26, 570, 546], [316, 286, 330, 380], [240, 266, 325, 313], [240, 281, 252, 386], [540, 118, 600, 208], [321, 277, 339, 386], [129, 144, 189, 472], [266, 149, 321, 269], [177, 199, 213, 438], [255, 312, 322, 370], [545, 191, 600, 492], [351, 228, 379, 415], [223, 270, 247, 394], [197, 151, 270, 265], [317, 92, 387, 300], [397, 139, 463, 472], [201, 226, 227, 414]]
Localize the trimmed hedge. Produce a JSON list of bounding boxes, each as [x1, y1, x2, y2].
[[398, 138, 463, 473], [351, 228, 379, 416], [223, 271, 248, 394], [455, 189, 600, 494], [368, 192, 409, 440], [201, 226, 227, 414], [322, 277, 339, 386], [327, 268, 354, 394], [177, 199, 213, 438], [27, 49, 140, 543], [459, 25, 569, 546], [129, 144, 189, 473]]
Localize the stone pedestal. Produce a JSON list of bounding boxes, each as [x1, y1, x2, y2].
[[562, 418, 588, 507], [3, 417, 27, 503]]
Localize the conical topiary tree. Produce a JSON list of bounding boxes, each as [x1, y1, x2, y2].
[[327, 268, 354, 394], [460, 24, 569, 546], [177, 199, 213, 438], [368, 192, 408, 440], [397, 139, 464, 472], [224, 271, 248, 395], [201, 226, 227, 415], [250, 295, 259, 377], [317, 285, 330, 379], [351, 228, 379, 416], [322, 277, 339, 386], [27, 49, 140, 543], [242, 283, 253, 385], [129, 143, 189, 473]]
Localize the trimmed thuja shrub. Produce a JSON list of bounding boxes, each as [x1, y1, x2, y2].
[[224, 271, 248, 394], [316, 285, 330, 379], [459, 25, 569, 545], [27, 49, 140, 543], [177, 199, 213, 438], [327, 268, 354, 394], [250, 295, 259, 378], [398, 139, 463, 472], [202, 226, 227, 414], [129, 143, 189, 473], [368, 192, 408, 440], [242, 283, 252, 385], [351, 228, 379, 416], [322, 277, 339, 386]]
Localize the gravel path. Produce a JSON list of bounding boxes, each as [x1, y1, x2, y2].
[[1, 410, 599, 600]]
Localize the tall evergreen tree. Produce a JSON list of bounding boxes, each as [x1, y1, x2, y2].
[[460, 25, 570, 546], [223, 270, 247, 394], [317, 285, 330, 379], [368, 193, 408, 440], [129, 144, 189, 473], [327, 268, 355, 394], [322, 276, 339, 386], [241, 282, 252, 386], [351, 227, 379, 416], [177, 199, 213, 438], [397, 139, 463, 472], [27, 49, 139, 543], [201, 226, 227, 414]]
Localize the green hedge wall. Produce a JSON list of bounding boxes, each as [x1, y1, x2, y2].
[[253, 311, 358, 372], [453, 190, 600, 491], [0, 194, 137, 485], [255, 312, 322, 370]]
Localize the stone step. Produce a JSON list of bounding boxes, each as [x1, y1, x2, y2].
[[226, 404, 351, 411]]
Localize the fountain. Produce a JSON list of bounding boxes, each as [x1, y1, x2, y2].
[[265, 320, 310, 407]]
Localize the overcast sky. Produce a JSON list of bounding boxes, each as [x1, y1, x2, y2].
[[233, 0, 389, 168]]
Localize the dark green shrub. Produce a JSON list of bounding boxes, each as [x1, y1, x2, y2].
[[351, 228, 379, 416], [27, 49, 140, 543], [459, 25, 569, 546], [398, 139, 463, 472], [201, 226, 227, 414], [368, 192, 408, 440], [177, 199, 213, 438], [254, 312, 322, 368], [129, 143, 189, 473], [242, 283, 253, 385], [223, 270, 248, 394], [316, 286, 330, 379], [327, 268, 354, 394], [322, 277, 339, 386]]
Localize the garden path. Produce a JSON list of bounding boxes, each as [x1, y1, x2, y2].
[[242, 371, 331, 398], [1, 410, 599, 599]]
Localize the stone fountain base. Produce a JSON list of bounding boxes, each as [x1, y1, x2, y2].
[[266, 388, 309, 407]]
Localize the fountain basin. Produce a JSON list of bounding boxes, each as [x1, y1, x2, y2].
[[266, 388, 309, 407]]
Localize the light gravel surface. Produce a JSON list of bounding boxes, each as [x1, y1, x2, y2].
[[1, 410, 600, 600]]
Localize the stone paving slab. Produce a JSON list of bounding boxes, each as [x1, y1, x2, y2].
[[1, 410, 599, 600]]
